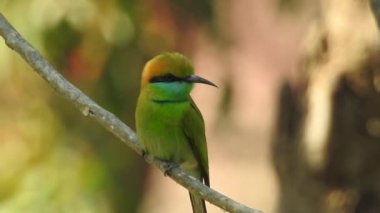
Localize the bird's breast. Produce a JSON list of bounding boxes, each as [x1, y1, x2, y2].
[[136, 99, 193, 162]]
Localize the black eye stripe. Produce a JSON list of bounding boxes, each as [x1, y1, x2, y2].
[[150, 74, 184, 83]]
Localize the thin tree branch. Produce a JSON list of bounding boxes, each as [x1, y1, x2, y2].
[[0, 13, 262, 213]]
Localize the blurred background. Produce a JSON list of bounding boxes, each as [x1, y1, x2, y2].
[[0, 0, 314, 212]]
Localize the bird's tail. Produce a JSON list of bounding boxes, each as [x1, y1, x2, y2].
[[189, 192, 207, 213]]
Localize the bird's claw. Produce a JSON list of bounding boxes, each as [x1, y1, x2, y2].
[[164, 163, 178, 176], [142, 150, 148, 159]]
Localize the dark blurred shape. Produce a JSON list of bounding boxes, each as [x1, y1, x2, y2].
[[43, 20, 81, 69], [169, 0, 213, 24], [371, 0, 380, 28], [277, 0, 301, 11], [118, 0, 139, 14]]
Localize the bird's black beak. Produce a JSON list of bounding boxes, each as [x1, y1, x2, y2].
[[185, 75, 218, 88]]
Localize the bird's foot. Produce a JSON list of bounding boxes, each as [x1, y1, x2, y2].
[[164, 163, 178, 176], [142, 150, 148, 159]]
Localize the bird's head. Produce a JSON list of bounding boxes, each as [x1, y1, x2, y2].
[[140, 52, 216, 102]]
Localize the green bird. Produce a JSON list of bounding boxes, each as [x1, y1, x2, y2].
[[135, 52, 216, 213]]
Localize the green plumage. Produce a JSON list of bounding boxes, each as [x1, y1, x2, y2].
[[136, 53, 214, 213]]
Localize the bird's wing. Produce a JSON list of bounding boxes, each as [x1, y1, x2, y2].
[[182, 98, 210, 186]]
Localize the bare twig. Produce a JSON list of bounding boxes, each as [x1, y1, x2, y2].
[[0, 13, 262, 213]]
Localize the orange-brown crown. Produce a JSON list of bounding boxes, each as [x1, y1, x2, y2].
[[141, 52, 194, 87]]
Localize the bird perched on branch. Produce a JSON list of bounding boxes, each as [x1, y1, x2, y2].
[[136, 52, 216, 213]]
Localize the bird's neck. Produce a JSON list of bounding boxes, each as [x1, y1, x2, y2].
[[151, 99, 189, 104], [145, 82, 193, 103]]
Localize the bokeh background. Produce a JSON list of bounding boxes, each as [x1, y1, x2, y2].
[[0, 0, 314, 212]]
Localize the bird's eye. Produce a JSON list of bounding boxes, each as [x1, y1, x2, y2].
[[150, 74, 182, 83]]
